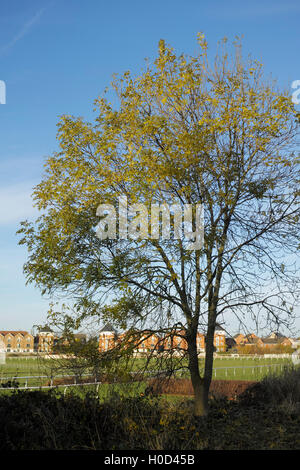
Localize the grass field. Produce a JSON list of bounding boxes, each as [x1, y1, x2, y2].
[[199, 355, 291, 381], [0, 355, 292, 389]]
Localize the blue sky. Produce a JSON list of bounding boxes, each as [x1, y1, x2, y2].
[[0, 0, 299, 333]]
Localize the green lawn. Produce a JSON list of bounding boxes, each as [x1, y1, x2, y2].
[[0, 354, 292, 389], [0, 357, 48, 387], [199, 355, 291, 381], [0, 357, 42, 376]]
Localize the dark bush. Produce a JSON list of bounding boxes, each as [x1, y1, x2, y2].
[[0, 380, 19, 388], [0, 390, 104, 450], [1, 368, 300, 451], [0, 390, 164, 450], [239, 365, 300, 410]]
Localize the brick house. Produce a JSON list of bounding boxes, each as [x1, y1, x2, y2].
[[233, 330, 294, 353], [0, 331, 34, 353], [245, 334, 263, 347], [35, 328, 55, 353], [98, 323, 118, 352], [0, 339, 5, 364], [261, 334, 293, 351], [133, 332, 160, 354], [196, 332, 205, 352], [98, 325, 226, 354], [234, 333, 263, 348], [214, 324, 227, 352], [233, 333, 246, 345], [234, 333, 264, 353]]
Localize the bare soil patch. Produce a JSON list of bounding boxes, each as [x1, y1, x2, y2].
[[149, 378, 257, 399]]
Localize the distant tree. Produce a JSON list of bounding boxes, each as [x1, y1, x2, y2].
[[18, 34, 300, 416]]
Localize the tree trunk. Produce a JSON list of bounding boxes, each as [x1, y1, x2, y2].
[[191, 372, 208, 416], [203, 314, 216, 400], [187, 331, 209, 417], [187, 309, 218, 416]]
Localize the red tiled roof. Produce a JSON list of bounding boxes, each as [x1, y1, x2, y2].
[[0, 331, 30, 336]]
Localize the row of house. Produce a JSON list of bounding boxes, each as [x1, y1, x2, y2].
[[1, 325, 298, 355], [99, 324, 300, 356], [0, 329, 56, 353], [0, 329, 88, 354], [233, 332, 300, 352], [98, 323, 228, 354]]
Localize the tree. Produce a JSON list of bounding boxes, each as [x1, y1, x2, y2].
[[41, 333, 122, 387], [18, 34, 300, 416]]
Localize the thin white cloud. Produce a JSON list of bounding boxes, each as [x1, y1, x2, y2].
[[0, 155, 44, 181], [0, 7, 46, 56], [0, 182, 38, 225]]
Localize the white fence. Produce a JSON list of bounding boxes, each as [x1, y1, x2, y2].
[[210, 362, 287, 378], [213, 353, 292, 359], [0, 373, 101, 392], [0, 361, 294, 391], [0, 380, 102, 393]]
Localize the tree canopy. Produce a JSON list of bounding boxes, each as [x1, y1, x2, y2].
[[18, 35, 300, 415]]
